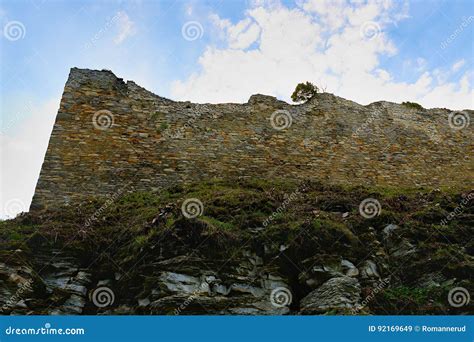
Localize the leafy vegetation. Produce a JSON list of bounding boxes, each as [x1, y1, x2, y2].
[[401, 101, 424, 110], [291, 82, 318, 103], [1, 179, 471, 314]]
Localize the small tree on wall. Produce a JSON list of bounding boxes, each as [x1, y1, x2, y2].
[[291, 82, 318, 103]]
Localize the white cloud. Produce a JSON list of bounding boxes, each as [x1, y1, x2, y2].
[[171, 0, 473, 110], [0, 98, 59, 219], [113, 11, 136, 44], [419, 73, 473, 109], [452, 59, 465, 72], [210, 15, 261, 49], [2, 0, 472, 221]]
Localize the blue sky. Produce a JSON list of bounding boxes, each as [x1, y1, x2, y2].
[[0, 0, 473, 218]]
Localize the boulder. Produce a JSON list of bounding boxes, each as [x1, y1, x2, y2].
[[382, 224, 399, 242], [360, 260, 380, 279], [341, 259, 359, 277], [300, 276, 361, 314]]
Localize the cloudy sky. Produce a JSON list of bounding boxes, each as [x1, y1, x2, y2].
[[1, 0, 473, 218]]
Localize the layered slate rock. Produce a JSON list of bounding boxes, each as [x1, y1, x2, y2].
[[2, 180, 473, 315], [300, 276, 362, 314]]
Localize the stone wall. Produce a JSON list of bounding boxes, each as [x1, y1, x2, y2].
[[31, 68, 473, 209]]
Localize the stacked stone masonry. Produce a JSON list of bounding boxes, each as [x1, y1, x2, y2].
[[31, 68, 473, 210]]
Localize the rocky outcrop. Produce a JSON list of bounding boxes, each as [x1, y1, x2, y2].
[[2, 180, 473, 315], [300, 276, 361, 314], [0, 250, 91, 315], [31, 68, 473, 210]]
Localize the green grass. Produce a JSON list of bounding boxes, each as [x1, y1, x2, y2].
[[401, 101, 424, 110], [0, 178, 470, 269], [1, 178, 471, 315], [200, 216, 235, 231]]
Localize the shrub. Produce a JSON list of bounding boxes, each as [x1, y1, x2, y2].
[[291, 82, 318, 103], [402, 101, 424, 110]]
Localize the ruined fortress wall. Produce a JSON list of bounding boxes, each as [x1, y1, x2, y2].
[[31, 68, 473, 209]]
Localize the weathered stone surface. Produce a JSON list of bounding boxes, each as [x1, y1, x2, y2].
[[300, 276, 361, 314], [360, 260, 380, 279], [31, 68, 473, 210], [341, 259, 359, 277], [1, 182, 472, 315], [382, 224, 399, 242]]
